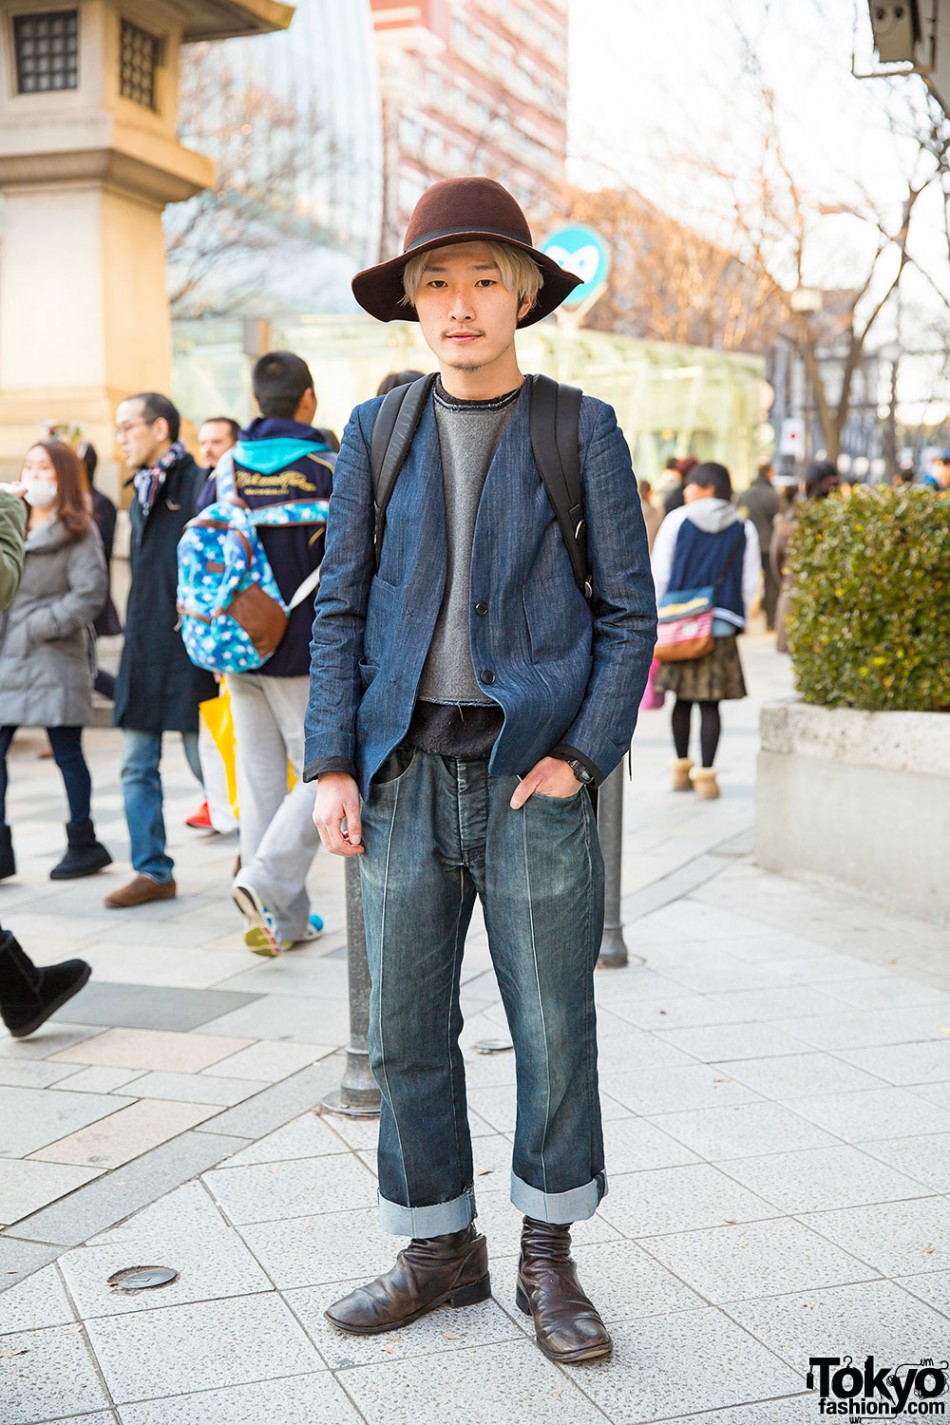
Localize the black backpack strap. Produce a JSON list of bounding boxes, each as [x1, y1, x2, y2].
[[369, 373, 437, 570], [529, 374, 590, 599]]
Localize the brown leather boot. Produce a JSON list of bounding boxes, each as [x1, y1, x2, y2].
[[516, 1217, 612, 1363], [324, 1224, 490, 1335]]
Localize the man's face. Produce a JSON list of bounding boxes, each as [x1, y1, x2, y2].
[[199, 421, 236, 469], [935, 459, 950, 490], [412, 242, 531, 376], [115, 399, 167, 470]]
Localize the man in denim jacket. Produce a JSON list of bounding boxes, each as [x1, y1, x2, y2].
[[305, 177, 656, 1363]]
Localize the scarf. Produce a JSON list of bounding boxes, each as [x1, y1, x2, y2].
[[133, 439, 187, 514]]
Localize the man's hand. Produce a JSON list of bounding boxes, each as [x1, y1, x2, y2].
[[509, 755, 581, 810], [312, 773, 364, 856]]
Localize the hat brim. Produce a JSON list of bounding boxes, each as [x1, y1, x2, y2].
[[352, 231, 583, 327]]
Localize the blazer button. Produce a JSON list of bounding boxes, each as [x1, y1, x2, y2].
[[480, 669, 496, 685], [475, 601, 488, 616]]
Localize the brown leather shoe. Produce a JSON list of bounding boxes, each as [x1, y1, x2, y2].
[[103, 874, 177, 910], [516, 1217, 612, 1363], [325, 1224, 490, 1335]]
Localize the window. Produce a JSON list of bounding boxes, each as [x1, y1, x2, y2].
[[13, 10, 79, 94], [119, 18, 160, 110]]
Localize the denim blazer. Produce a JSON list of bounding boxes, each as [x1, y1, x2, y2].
[[304, 382, 657, 799]]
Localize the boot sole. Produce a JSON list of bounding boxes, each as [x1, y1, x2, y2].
[[515, 1282, 613, 1363], [50, 856, 113, 881], [325, 1273, 491, 1336], [8, 962, 92, 1039]]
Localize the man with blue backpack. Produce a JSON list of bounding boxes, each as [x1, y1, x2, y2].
[[191, 352, 335, 955]]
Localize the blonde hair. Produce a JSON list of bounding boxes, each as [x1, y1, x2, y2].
[[400, 241, 543, 313]]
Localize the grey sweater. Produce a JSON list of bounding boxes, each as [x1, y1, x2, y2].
[[416, 381, 520, 705]]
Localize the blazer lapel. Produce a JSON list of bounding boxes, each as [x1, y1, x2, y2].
[[398, 397, 448, 605]]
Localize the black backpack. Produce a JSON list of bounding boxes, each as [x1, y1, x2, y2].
[[369, 373, 592, 600]]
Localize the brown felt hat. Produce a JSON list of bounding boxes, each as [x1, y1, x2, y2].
[[352, 176, 582, 327]]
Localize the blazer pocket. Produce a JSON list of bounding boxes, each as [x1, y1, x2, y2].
[[364, 576, 398, 665], [358, 658, 378, 690], [522, 578, 573, 662]]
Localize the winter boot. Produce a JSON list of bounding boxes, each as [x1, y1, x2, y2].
[[50, 819, 113, 880], [0, 931, 92, 1038], [0, 825, 14, 880], [324, 1225, 490, 1335], [692, 767, 720, 800], [672, 757, 694, 792], [516, 1218, 612, 1363]]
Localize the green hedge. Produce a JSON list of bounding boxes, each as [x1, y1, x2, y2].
[[787, 487, 950, 712]]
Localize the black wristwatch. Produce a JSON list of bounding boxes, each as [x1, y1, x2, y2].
[[565, 757, 595, 786]]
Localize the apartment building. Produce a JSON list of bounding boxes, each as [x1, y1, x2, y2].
[[370, 0, 569, 254]]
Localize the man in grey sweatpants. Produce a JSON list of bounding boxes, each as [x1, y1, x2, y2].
[[198, 351, 336, 956]]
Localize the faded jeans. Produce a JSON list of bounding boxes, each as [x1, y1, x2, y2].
[[121, 729, 202, 883], [359, 746, 607, 1236]]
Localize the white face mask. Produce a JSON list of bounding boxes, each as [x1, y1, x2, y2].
[[24, 479, 57, 509]]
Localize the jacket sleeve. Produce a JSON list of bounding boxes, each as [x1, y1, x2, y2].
[[770, 515, 788, 585], [553, 402, 657, 780], [303, 403, 377, 780], [26, 526, 108, 644], [0, 489, 26, 612]]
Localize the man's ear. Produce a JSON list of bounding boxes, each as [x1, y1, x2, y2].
[[517, 296, 533, 322], [153, 417, 171, 444]]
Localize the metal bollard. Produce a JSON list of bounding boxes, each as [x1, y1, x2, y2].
[[596, 760, 643, 969], [321, 856, 381, 1118]]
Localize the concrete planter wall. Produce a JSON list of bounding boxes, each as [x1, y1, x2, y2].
[[755, 701, 950, 921]]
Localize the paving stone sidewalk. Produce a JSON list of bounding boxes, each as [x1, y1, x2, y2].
[[2, 633, 948, 1425]]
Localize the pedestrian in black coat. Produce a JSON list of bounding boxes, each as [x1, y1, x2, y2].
[[107, 393, 216, 910]]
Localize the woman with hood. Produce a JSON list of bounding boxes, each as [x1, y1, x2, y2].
[[651, 461, 761, 799]]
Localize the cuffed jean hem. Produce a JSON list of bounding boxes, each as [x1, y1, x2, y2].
[[510, 1170, 607, 1225], [377, 1186, 476, 1238]]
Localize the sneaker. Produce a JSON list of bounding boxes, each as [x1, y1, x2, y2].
[[232, 881, 282, 957], [185, 800, 213, 830], [244, 913, 324, 957]]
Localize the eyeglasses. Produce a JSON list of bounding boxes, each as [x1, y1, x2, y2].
[[114, 419, 155, 437]]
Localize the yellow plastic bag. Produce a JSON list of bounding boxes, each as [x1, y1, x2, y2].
[[199, 682, 297, 828], [199, 684, 240, 824]]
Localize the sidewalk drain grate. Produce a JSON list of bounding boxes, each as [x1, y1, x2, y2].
[[107, 1266, 179, 1292]]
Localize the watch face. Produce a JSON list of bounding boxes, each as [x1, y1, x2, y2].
[[570, 760, 593, 784]]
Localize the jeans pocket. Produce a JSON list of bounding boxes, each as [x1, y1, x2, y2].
[[532, 786, 583, 802], [372, 743, 418, 788]]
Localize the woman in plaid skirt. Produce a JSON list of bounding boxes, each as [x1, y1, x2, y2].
[[651, 462, 761, 800]]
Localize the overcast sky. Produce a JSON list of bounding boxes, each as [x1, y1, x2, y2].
[[568, 1, 923, 214], [567, 0, 949, 415]]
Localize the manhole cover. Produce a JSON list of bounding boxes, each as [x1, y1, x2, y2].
[[473, 1038, 514, 1055], [107, 1266, 179, 1291]]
